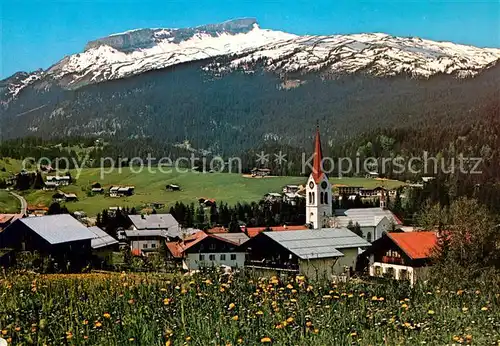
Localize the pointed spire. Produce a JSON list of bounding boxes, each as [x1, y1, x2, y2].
[[312, 125, 324, 183]]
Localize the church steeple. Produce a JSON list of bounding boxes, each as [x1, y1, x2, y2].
[[312, 126, 324, 183], [306, 125, 332, 229]]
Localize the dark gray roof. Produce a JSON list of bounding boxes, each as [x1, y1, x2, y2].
[[18, 215, 95, 245], [128, 214, 179, 230], [263, 228, 370, 260], [88, 226, 118, 249]]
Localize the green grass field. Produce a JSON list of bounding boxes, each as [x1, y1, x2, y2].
[[0, 159, 405, 215], [0, 190, 19, 213]]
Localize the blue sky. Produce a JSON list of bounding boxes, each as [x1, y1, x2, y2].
[[1, 0, 499, 78]]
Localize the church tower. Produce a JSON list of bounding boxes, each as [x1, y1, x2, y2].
[[306, 127, 332, 229]]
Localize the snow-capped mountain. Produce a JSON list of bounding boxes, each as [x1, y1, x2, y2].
[[2, 18, 500, 104]]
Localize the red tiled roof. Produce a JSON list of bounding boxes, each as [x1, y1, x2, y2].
[[166, 242, 183, 258], [387, 231, 438, 260], [0, 214, 23, 224], [207, 226, 228, 234], [166, 231, 241, 258], [246, 225, 309, 238]]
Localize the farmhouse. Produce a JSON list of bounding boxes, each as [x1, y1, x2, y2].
[[109, 186, 135, 197], [87, 226, 119, 265], [0, 214, 24, 231], [334, 207, 402, 242], [46, 175, 71, 186], [251, 168, 271, 177], [242, 228, 370, 280], [363, 231, 438, 286], [52, 191, 78, 202], [125, 214, 180, 254], [26, 204, 49, 216], [263, 192, 282, 203], [166, 231, 246, 270], [43, 181, 59, 190], [166, 184, 181, 191], [0, 214, 94, 270]]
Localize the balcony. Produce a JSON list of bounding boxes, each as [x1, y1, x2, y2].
[[381, 256, 404, 265]]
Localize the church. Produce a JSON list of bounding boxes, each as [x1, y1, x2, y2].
[[305, 127, 333, 229]]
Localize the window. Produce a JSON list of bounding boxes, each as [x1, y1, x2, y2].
[[308, 192, 312, 204], [324, 192, 328, 204], [143, 243, 148, 249], [209, 243, 216, 250], [320, 192, 324, 204], [230, 254, 237, 261], [374, 266, 382, 277], [199, 254, 205, 261], [151, 243, 156, 248], [367, 232, 372, 242], [399, 269, 409, 281], [312, 192, 315, 203], [209, 254, 215, 261], [220, 254, 226, 261]]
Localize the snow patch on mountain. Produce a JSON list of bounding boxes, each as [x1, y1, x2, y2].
[[221, 33, 500, 78]]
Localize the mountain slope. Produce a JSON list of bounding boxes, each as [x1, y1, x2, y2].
[[1, 19, 499, 154]]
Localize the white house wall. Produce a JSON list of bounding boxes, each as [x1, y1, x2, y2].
[[185, 252, 245, 270]]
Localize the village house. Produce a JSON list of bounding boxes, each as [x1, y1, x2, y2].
[[46, 175, 71, 186], [26, 204, 49, 216], [52, 191, 78, 202], [198, 198, 216, 208], [242, 228, 370, 280], [263, 192, 282, 203], [337, 186, 363, 196], [333, 207, 402, 242], [166, 231, 246, 270], [123, 214, 180, 254], [363, 231, 438, 286], [0, 214, 94, 270], [251, 168, 271, 177], [166, 184, 181, 191], [0, 214, 24, 231], [87, 226, 119, 264], [109, 186, 135, 197]]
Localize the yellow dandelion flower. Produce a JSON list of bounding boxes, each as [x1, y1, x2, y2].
[[313, 328, 319, 334], [103, 312, 111, 319], [457, 290, 464, 295], [481, 306, 488, 311], [427, 310, 435, 315], [14, 327, 20, 332], [401, 303, 408, 309], [232, 315, 239, 321], [286, 317, 294, 323], [371, 296, 378, 301], [290, 298, 297, 303], [323, 295, 332, 299], [185, 336, 192, 341], [378, 297, 385, 301], [260, 337, 272, 343], [237, 338, 243, 344], [1, 330, 7, 336], [306, 321, 312, 327], [359, 293, 365, 297], [83, 319, 89, 325], [129, 338, 135, 342], [462, 307, 468, 312], [95, 321, 102, 328], [286, 284, 293, 289], [256, 310, 264, 316], [229, 303, 236, 310], [465, 335, 472, 341], [350, 332, 357, 337]]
